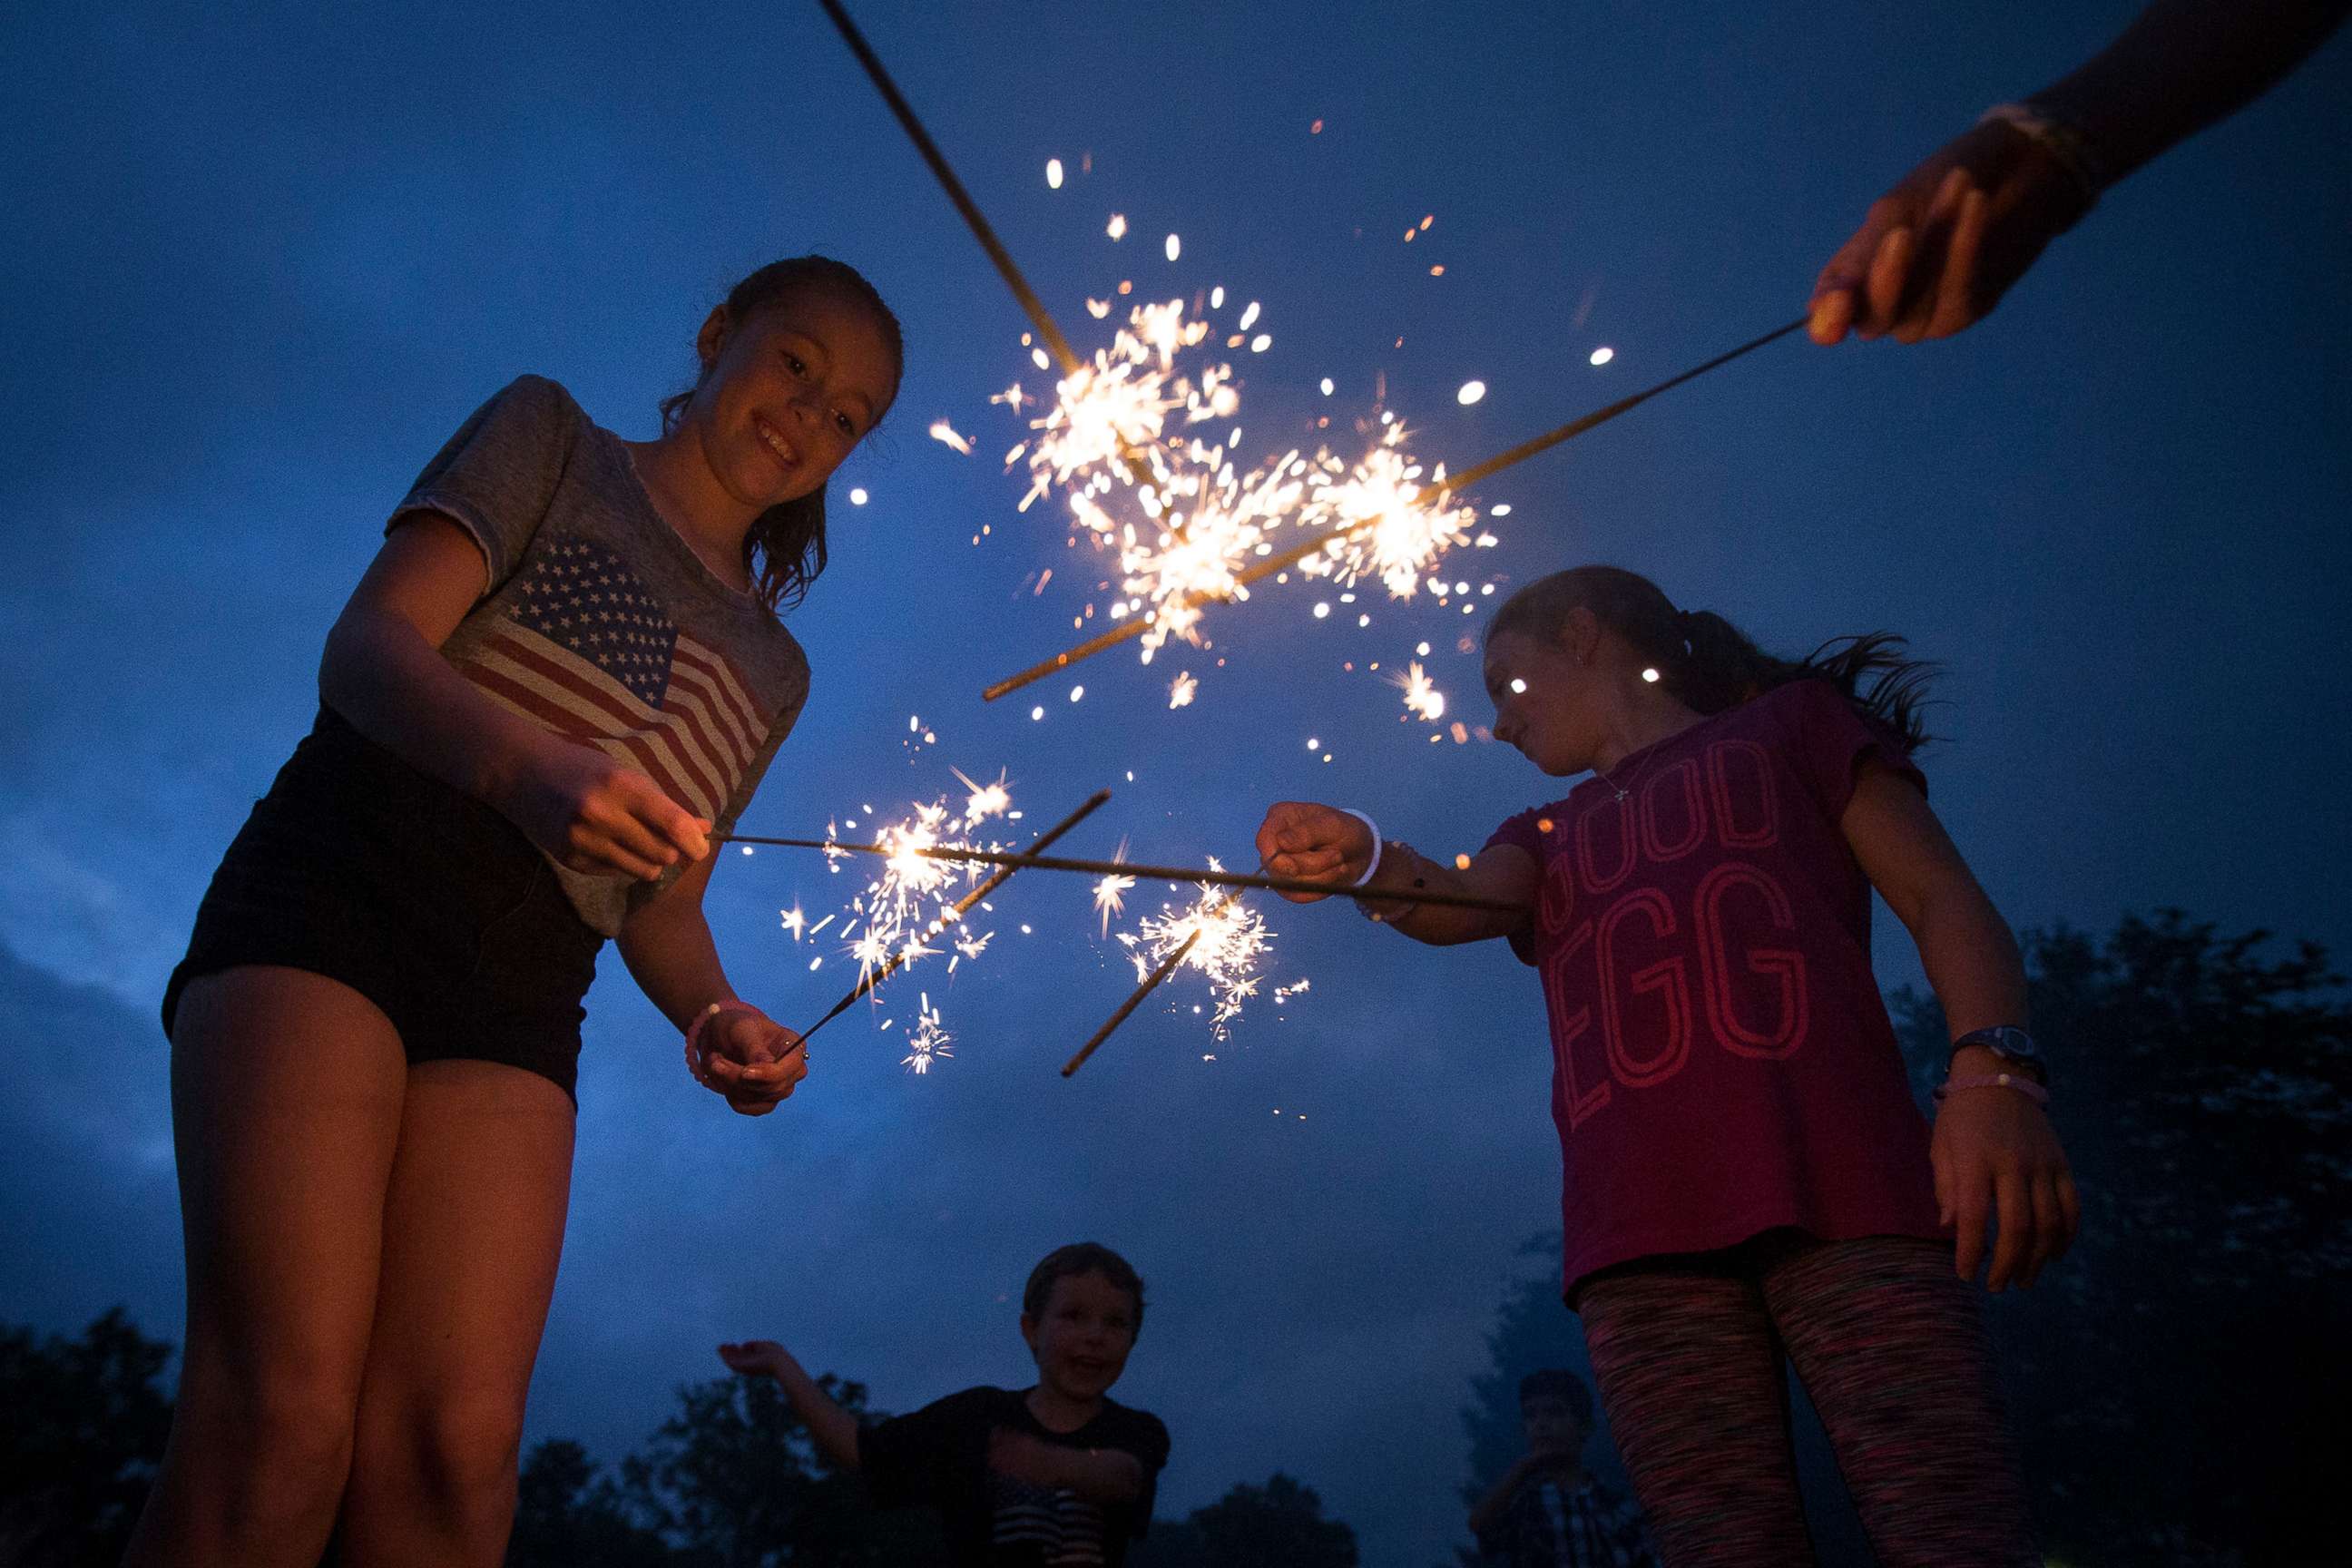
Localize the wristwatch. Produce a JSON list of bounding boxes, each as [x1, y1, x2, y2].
[[1948, 1025, 2046, 1085]]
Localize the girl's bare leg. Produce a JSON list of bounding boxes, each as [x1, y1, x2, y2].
[[338, 1057, 575, 1567], [122, 967, 409, 1568]]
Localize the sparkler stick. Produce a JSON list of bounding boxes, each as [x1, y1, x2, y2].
[[712, 837, 1529, 914], [793, 788, 1112, 1043], [815, 0, 1169, 501], [815, 0, 1082, 374], [1061, 925, 1203, 1077], [980, 314, 1814, 701]]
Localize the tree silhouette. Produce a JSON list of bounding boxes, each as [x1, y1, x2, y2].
[[0, 1308, 173, 1568], [1132, 1473, 1357, 1568], [507, 1438, 671, 1567], [1888, 911, 2350, 1566], [615, 1371, 944, 1566]]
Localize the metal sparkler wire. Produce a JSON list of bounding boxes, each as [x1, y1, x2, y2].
[[815, 0, 1082, 375], [980, 314, 1813, 701], [1062, 922, 1204, 1077], [712, 836, 1529, 914], [813, 0, 1167, 497], [790, 788, 1112, 1044]]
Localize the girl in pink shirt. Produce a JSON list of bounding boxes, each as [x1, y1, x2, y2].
[[1258, 565, 2075, 1566]]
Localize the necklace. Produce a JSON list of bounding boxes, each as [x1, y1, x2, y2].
[[1593, 746, 1654, 803]]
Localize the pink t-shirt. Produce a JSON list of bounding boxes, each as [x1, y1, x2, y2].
[[1484, 679, 1947, 1295]]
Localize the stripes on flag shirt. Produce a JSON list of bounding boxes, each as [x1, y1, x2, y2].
[[387, 376, 811, 936]]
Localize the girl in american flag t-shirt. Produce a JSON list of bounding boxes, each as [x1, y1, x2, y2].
[[137, 258, 902, 1566], [1255, 565, 2077, 1567]]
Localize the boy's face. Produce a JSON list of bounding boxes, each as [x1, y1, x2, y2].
[[1522, 1394, 1587, 1463], [1021, 1269, 1141, 1404]]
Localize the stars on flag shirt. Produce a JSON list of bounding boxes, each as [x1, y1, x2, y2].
[[387, 376, 812, 936]]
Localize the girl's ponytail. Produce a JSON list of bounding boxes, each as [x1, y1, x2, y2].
[[1488, 565, 1936, 751]]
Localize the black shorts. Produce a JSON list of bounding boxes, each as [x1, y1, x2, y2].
[[162, 708, 604, 1101]]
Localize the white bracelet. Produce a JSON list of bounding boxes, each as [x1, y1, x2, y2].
[[1339, 808, 1384, 887]]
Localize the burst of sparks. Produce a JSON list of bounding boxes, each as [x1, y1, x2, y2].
[[902, 994, 953, 1074], [824, 778, 1015, 1026], [983, 267, 1488, 689], [1093, 839, 1136, 936], [1116, 863, 1272, 1040], [1393, 660, 1446, 722]]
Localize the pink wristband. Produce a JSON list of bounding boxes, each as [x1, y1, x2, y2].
[[1934, 1073, 2050, 1106], [683, 1000, 763, 1087]]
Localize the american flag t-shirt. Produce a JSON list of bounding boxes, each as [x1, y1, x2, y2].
[[455, 533, 769, 825]]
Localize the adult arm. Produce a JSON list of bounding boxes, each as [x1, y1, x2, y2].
[[1811, 0, 2352, 343], [1841, 761, 2082, 1290], [1254, 801, 1538, 946]]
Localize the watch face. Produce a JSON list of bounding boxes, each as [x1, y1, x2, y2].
[[1987, 1027, 2041, 1063]]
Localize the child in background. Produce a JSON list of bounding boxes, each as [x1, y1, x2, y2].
[[1467, 1369, 1655, 1568], [720, 1242, 1170, 1567], [130, 256, 902, 1568], [1257, 565, 2077, 1566]]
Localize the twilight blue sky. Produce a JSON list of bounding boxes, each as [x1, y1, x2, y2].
[[1, 3, 2345, 1562]]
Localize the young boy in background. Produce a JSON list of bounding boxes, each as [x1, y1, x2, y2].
[[1468, 1369, 1656, 1568], [721, 1242, 1169, 1566]]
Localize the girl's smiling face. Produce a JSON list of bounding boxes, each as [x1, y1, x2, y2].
[[688, 288, 900, 513], [1021, 1269, 1140, 1405], [1484, 627, 1602, 776]]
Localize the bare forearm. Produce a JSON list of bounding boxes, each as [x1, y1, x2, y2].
[[617, 905, 736, 1032], [1913, 887, 2031, 1039], [1361, 841, 1528, 947], [319, 607, 550, 810], [1020, 1444, 1145, 1503], [767, 1359, 861, 1472], [2031, 0, 2350, 183]]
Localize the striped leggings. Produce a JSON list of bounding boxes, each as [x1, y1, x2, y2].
[[1574, 1231, 2036, 1568]]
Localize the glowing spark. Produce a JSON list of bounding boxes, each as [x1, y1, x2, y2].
[[902, 995, 953, 1073], [1319, 377, 1334, 396], [1164, 232, 1181, 261], [848, 486, 869, 505], [1169, 671, 1197, 708], [948, 767, 1012, 827], [1590, 346, 1614, 366], [928, 420, 974, 455], [1510, 678, 1527, 693], [1393, 661, 1446, 721], [1456, 380, 1486, 406], [1045, 158, 1063, 189], [1106, 213, 1127, 240], [1238, 301, 1260, 330], [1642, 666, 1661, 683], [780, 906, 807, 940], [1117, 864, 1274, 1039]]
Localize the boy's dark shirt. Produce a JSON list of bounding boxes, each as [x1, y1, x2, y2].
[[861, 1386, 1169, 1567]]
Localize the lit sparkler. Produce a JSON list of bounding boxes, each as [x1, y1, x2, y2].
[[1393, 660, 1446, 722], [1115, 863, 1272, 1040]]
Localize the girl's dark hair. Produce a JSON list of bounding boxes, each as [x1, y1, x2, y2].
[[1485, 565, 1937, 750], [658, 255, 904, 612], [1023, 1241, 1146, 1333]]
